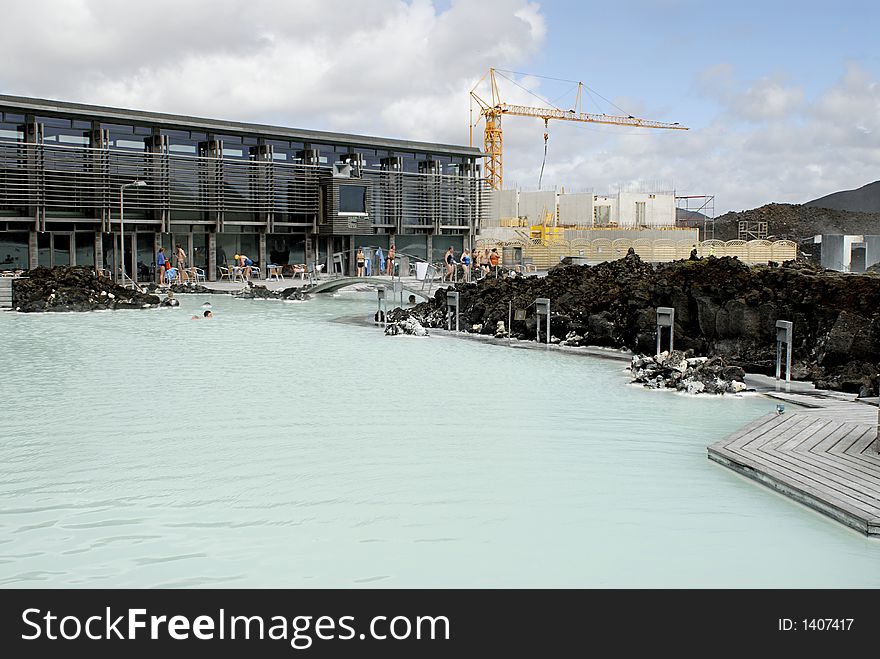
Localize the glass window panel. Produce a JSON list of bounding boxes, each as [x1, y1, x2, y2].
[[38, 116, 72, 128], [0, 232, 29, 270], [38, 232, 51, 267], [192, 232, 207, 269], [216, 233, 236, 267], [392, 235, 427, 262], [169, 144, 197, 154], [113, 139, 146, 150], [103, 123, 135, 134], [58, 134, 90, 145], [136, 232, 154, 281], [0, 126, 23, 141], [53, 233, 71, 266], [75, 232, 95, 267], [3, 113, 24, 123], [134, 126, 152, 136], [339, 185, 366, 213]]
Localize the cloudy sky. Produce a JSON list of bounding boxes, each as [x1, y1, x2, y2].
[[2, 0, 878, 213]]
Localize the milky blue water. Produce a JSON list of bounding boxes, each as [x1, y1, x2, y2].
[[2, 292, 879, 587]]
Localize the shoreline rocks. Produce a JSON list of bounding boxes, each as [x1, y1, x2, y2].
[[384, 316, 429, 336], [12, 266, 160, 312], [630, 351, 750, 395], [232, 283, 310, 301], [387, 251, 880, 395]]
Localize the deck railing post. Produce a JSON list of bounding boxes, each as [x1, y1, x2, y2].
[[775, 320, 793, 391], [446, 291, 459, 332], [535, 297, 550, 344], [656, 307, 675, 355], [377, 286, 387, 328]]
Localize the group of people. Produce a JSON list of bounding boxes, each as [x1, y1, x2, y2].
[[356, 245, 396, 277], [156, 244, 189, 284], [443, 247, 500, 282], [156, 246, 257, 284]]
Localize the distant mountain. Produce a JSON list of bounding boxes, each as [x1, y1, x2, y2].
[[805, 180, 880, 213]]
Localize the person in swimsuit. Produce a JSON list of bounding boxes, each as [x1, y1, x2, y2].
[[356, 247, 365, 277], [156, 247, 167, 284], [444, 247, 455, 282], [386, 244, 396, 276], [489, 248, 500, 276], [238, 254, 254, 280], [478, 249, 490, 276], [176, 243, 189, 283], [460, 248, 472, 283]]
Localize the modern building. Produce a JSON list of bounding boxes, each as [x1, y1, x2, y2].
[[0, 95, 486, 279]]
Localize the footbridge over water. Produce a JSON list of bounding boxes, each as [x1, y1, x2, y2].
[[308, 277, 435, 301]]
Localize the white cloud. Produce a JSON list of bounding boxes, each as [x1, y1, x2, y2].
[[0, 0, 545, 142]]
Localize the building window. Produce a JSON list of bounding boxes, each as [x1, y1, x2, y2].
[[635, 201, 646, 224]]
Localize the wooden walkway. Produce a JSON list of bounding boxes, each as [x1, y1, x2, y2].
[[708, 390, 880, 536]]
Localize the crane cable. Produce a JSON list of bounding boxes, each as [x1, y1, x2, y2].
[[538, 120, 549, 189]]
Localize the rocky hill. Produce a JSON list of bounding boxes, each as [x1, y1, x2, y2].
[[805, 180, 880, 213], [712, 203, 880, 242], [389, 253, 880, 395]]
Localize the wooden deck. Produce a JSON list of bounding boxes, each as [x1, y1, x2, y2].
[[708, 390, 880, 536]]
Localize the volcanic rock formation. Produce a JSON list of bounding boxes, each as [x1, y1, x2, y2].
[[12, 266, 160, 312], [388, 252, 880, 395]]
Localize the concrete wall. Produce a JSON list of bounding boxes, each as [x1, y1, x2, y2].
[[617, 192, 676, 228], [820, 234, 847, 271], [484, 189, 518, 227], [518, 191, 557, 225], [593, 194, 617, 227], [865, 235, 880, 270], [558, 192, 593, 225]]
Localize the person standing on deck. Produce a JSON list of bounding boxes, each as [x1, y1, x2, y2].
[[386, 244, 396, 276], [356, 247, 365, 277], [444, 246, 456, 281], [460, 248, 472, 283], [478, 249, 490, 277], [176, 243, 189, 283], [156, 247, 167, 284]]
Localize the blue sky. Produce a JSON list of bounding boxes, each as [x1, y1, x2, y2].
[[1, 0, 878, 212], [538, 0, 879, 125]]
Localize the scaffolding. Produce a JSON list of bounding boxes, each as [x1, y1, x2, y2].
[[738, 220, 769, 241], [675, 195, 715, 240]]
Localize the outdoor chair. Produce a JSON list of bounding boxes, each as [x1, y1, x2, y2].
[[192, 267, 206, 282], [219, 266, 232, 281]]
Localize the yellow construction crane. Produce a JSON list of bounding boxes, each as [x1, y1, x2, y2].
[[469, 68, 688, 190]]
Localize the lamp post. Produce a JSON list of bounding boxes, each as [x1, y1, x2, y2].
[[119, 180, 146, 287]]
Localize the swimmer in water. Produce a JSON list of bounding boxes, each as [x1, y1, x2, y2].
[[191, 310, 213, 319]]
